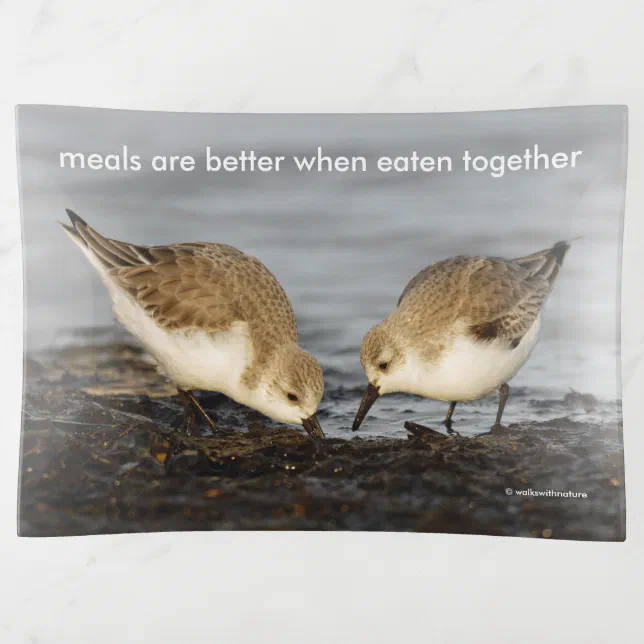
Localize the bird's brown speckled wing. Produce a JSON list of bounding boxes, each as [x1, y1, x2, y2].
[[398, 243, 569, 346], [63, 210, 298, 348], [461, 258, 550, 345]]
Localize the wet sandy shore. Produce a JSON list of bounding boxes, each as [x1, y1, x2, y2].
[[19, 342, 626, 540]]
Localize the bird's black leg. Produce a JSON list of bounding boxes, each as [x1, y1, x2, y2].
[[163, 389, 197, 474], [491, 383, 510, 433], [162, 390, 196, 475], [177, 389, 201, 437], [182, 389, 235, 437], [444, 401, 457, 433], [165, 390, 231, 475]]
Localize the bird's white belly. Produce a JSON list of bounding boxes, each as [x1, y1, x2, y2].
[[108, 286, 253, 396], [404, 316, 540, 402]]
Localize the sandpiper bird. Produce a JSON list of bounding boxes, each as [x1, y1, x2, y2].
[[61, 209, 324, 440], [352, 241, 571, 434]]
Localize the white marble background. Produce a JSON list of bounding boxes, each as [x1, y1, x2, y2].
[[1, 1, 643, 642]]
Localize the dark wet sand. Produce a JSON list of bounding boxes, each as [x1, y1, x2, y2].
[[19, 343, 626, 541]]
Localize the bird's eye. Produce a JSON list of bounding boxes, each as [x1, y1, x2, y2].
[[379, 362, 389, 371], [287, 393, 298, 402]]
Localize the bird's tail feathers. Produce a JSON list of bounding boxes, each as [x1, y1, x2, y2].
[[513, 238, 577, 288], [59, 209, 153, 271]]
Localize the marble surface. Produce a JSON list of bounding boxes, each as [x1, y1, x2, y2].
[[1, 1, 643, 642]]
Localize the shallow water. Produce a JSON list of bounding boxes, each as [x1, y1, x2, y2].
[[18, 107, 626, 438], [40, 319, 621, 443]]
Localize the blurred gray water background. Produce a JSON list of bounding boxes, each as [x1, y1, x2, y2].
[[17, 106, 627, 437]]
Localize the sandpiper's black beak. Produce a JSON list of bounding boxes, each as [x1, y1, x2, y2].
[[302, 414, 325, 439], [352, 382, 380, 431]]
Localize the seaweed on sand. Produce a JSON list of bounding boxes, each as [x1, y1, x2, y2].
[[19, 342, 626, 541]]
